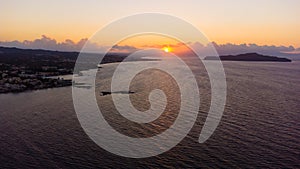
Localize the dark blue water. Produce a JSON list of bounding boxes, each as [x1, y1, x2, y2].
[[0, 61, 299, 168]]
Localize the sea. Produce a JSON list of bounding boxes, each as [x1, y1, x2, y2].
[[0, 59, 299, 168]]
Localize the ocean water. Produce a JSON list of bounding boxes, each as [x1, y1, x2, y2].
[[0, 60, 299, 168]]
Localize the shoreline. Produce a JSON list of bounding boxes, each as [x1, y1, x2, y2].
[[0, 75, 72, 94]]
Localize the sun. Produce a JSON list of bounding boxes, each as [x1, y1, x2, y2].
[[163, 47, 171, 53]]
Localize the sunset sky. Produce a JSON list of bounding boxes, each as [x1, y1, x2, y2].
[[1, 0, 300, 48]]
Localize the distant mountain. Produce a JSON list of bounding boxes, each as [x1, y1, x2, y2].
[[205, 53, 291, 62]]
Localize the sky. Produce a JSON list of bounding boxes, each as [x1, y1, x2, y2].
[[1, 0, 300, 51]]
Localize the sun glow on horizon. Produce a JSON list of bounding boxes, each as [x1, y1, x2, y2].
[[1, 1, 300, 47], [163, 46, 172, 53]]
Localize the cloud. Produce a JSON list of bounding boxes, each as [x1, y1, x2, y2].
[[0, 36, 299, 59], [141, 42, 186, 49], [212, 42, 296, 57], [280, 48, 300, 54], [111, 45, 138, 53], [0, 35, 87, 52], [188, 42, 300, 59], [0, 35, 138, 53]]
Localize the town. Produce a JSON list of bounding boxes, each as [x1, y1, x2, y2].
[[0, 46, 130, 93], [0, 63, 72, 93], [0, 47, 78, 93]]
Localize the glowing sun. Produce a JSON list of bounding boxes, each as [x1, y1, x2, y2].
[[163, 47, 171, 53]]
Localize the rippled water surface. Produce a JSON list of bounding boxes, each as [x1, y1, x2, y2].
[[0, 60, 299, 168]]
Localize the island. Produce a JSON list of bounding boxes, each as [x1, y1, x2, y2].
[[204, 53, 291, 62]]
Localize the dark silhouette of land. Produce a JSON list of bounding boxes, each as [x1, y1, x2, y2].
[[0, 46, 156, 93], [0, 47, 292, 93], [205, 53, 291, 62], [0, 46, 129, 93]]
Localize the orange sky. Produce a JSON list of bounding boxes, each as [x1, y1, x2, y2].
[[1, 0, 299, 47]]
